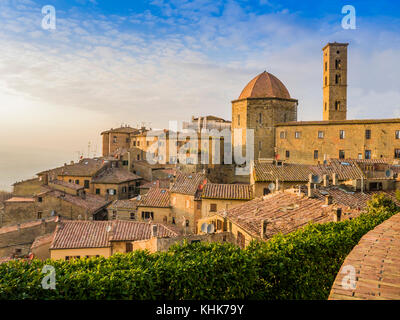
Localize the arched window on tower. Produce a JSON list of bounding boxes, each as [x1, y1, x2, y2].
[[335, 101, 340, 110], [258, 113, 262, 125], [335, 74, 341, 84], [325, 77, 327, 86], [335, 59, 341, 69]]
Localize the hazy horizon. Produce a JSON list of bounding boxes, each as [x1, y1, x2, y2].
[[1, 0, 400, 191]]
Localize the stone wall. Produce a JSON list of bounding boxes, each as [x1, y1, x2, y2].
[[0, 218, 57, 257], [276, 120, 400, 164]]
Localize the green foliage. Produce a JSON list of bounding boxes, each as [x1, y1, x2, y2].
[[0, 195, 397, 300]]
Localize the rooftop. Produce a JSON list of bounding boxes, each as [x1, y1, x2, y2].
[[138, 187, 170, 208], [170, 172, 207, 196], [237, 71, 292, 101], [329, 213, 400, 300], [91, 167, 142, 184], [40, 186, 110, 214], [202, 183, 254, 200], [4, 197, 35, 203], [50, 220, 179, 249], [218, 191, 360, 240]]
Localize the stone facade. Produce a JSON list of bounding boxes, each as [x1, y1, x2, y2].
[[275, 119, 400, 164], [232, 97, 297, 161], [323, 43, 348, 121], [0, 218, 57, 257]]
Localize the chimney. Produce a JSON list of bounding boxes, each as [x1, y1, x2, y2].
[[323, 174, 329, 187], [307, 182, 314, 198], [151, 224, 158, 238], [332, 173, 338, 186], [260, 220, 268, 239], [325, 195, 333, 205], [275, 179, 279, 192], [333, 208, 342, 222]]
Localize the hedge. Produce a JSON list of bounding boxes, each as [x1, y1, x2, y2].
[[0, 193, 398, 300]]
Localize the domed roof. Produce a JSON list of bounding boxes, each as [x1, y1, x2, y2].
[[238, 71, 291, 100]]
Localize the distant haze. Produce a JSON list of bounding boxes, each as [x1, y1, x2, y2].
[[1, 0, 400, 191]]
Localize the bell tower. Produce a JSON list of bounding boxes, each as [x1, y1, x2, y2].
[[323, 42, 348, 121]]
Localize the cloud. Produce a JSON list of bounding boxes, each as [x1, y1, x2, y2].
[[0, 0, 400, 189]]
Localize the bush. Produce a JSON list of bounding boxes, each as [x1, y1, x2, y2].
[[0, 194, 397, 300]]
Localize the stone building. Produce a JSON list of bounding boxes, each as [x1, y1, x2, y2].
[[232, 42, 400, 166], [170, 172, 207, 234], [201, 183, 253, 217], [49, 220, 179, 260], [231, 71, 298, 160]]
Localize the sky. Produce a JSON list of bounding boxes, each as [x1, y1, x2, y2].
[[1, 0, 400, 190]]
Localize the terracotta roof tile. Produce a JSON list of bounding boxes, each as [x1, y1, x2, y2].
[[329, 213, 400, 300], [238, 71, 292, 100], [50, 220, 178, 249], [138, 188, 170, 208], [253, 161, 312, 182], [139, 179, 171, 189], [91, 167, 142, 184], [218, 191, 359, 240], [202, 183, 254, 200], [170, 172, 207, 196], [109, 199, 139, 210]]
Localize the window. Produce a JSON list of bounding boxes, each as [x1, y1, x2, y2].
[[217, 220, 222, 231], [339, 150, 345, 159], [37, 211, 42, 219], [122, 186, 127, 193], [95, 188, 100, 195], [285, 150, 290, 158], [172, 217, 176, 224], [137, 154, 140, 160], [237, 231, 245, 249], [295, 131, 301, 139], [126, 242, 133, 253], [335, 101, 340, 110], [258, 141, 262, 150], [113, 136, 117, 143], [365, 129, 371, 140], [314, 150, 319, 159], [280, 131, 286, 139], [122, 160, 128, 166], [126, 138, 130, 143], [196, 202, 201, 210], [339, 130, 345, 139], [237, 114, 240, 126], [325, 62, 327, 71], [210, 203, 217, 212], [75, 179, 80, 185], [84, 180, 90, 189], [112, 210, 117, 220], [358, 153, 363, 159], [137, 141, 140, 146], [38, 197, 42, 203], [258, 113, 262, 124], [108, 189, 116, 195], [141, 211, 154, 220], [395, 149, 400, 159], [335, 74, 341, 84], [133, 141, 136, 146], [325, 77, 327, 86], [324, 102, 327, 111], [185, 220, 190, 227], [263, 188, 270, 196], [396, 131, 400, 139], [318, 131, 324, 139], [365, 150, 371, 159], [130, 212, 135, 220], [335, 59, 341, 69]]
